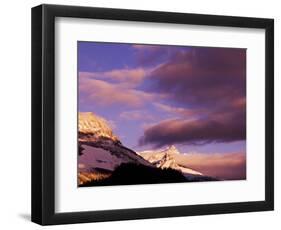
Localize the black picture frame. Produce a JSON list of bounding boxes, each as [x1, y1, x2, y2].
[[31, 4, 274, 225]]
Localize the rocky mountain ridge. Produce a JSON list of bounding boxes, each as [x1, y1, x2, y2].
[[138, 145, 203, 177]]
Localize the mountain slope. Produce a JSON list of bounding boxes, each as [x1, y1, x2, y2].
[[138, 145, 204, 177], [78, 112, 153, 185]]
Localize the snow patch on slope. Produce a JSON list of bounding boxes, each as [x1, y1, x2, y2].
[[79, 145, 128, 172]]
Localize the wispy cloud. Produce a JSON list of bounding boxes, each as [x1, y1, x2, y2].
[[120, 110, 155, 121], [153, 102, 205, 117], [79, 78, 155, 107], [175, 152, 246, 180], [132, 44, 182, 67], [79, 67, 150, 86]]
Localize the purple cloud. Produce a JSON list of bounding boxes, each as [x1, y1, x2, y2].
[[139, 108, 245, 147], [147, 47, 246, 107], [175, 152, 246, 180], [119, 110, 155, 121], [139, 47, 246, 147], [132, 44, 181, 67], [153, 102, 206, 117]]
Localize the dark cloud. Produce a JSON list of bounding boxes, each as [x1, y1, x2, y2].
[[139, 47, 246, 147], [148, 47, 246, 107], [139, 108, 246, 147]]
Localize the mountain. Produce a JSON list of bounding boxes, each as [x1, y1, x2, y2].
[[78, 112, 216, 186], [138, 145, 204, 178], [79, 112, 119, 143], [78, 112, 153, 185]]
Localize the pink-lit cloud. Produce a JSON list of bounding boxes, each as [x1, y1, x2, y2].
[[79, 78, 155, 107], [120, 110, 155, 121], [79, 67, 149, 86], [153, 102, 206, 117], [174, 152, 246, 180]]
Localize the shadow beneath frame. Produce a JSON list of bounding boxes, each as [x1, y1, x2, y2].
[[18, 213, 31, 222]]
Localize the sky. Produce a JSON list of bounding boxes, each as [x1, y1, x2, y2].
[[78, 41, 246, 179]]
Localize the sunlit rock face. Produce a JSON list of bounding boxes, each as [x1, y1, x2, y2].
[[78, 112, 119, 142]]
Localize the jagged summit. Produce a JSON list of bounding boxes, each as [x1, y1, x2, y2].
[[139, 145, 180, 158], [79, 112, 119, 142], [138, 145, 203, 176], [164, 145, 180, 155]]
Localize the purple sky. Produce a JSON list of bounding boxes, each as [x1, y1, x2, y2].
[[78, 41, 246, 155]]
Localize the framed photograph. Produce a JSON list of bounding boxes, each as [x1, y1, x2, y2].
[[31, 4, 274, 225]]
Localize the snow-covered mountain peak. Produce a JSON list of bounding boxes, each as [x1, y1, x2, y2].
[[138, 146, 203, 177], [164, 145, 180, 155], [78, 112, 155, 185], [79, 112, 119, 142]]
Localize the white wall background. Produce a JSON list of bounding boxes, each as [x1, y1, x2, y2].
[[0, 0, 279, 229]]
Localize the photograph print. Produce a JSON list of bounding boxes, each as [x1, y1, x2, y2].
[[78, 42, 246, 187]]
